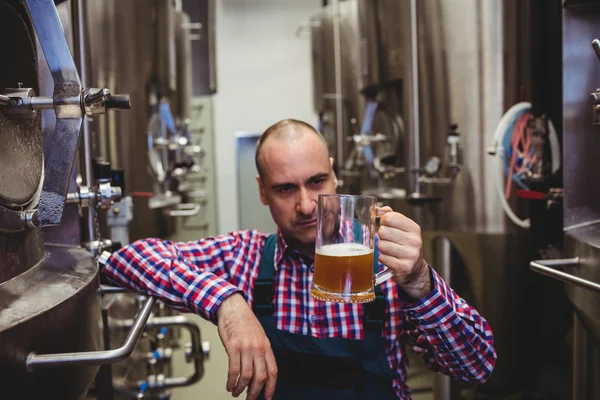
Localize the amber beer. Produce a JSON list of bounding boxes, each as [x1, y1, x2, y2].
[[311, 243, 375, 302], [310, 194, 390, 303]]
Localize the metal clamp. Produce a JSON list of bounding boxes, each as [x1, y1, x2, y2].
[[26, 297, 157, 371], [164, 203, 201, 217], [529, 257, 600, 294], [114, 315, 205, 389]]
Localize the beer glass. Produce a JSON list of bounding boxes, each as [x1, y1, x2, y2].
[[310, 194, 393, 303]]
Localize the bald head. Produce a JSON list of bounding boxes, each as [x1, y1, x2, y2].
[[255, 119, 328, 177]]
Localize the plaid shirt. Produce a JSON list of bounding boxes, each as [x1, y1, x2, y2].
[[105, 229, 496, 399]]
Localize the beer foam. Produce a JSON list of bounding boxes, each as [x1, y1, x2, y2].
[[316, 243, 373, 257]]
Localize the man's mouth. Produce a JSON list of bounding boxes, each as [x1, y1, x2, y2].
[[296, 219, 317, 227]]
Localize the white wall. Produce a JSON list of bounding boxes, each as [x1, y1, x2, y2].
[[213, 0, 321, 234]]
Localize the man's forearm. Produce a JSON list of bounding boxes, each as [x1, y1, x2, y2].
[[105, 238, 241, 321]]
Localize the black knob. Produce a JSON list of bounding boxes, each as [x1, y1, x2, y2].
[[93, 157, 112, 181], [448, 123, 459, 136], [174, 160, 195, 170], [105, 94, 131, 110], [111, 169, 126, 194], [109, 241, 123, 253]]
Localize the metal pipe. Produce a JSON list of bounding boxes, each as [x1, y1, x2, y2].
[[573, 312, 590, 400], [529, 258, 600, 293], [26, 297, 157, 370], [332, 0, 344, 172], [98, 285, 129, 294], [408, 0, 421, 196], [0, 94, 9, 106], [71, 0, 97, 245], [115, 315, 204, 389], [29, 96, 55, 110], [433, 236, 459, 400]]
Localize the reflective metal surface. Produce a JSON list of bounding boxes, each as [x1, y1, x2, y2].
[[113, 315, 205, 390], [422, 231, 537, 390], [413, 0, 508, 233], [314, 0, 365, 164], [0, 245, 102, 398], [561, 5, 600, 398], [24, 0, 84, 227], [0, 2, 44, 209], [0, 229, 45, 284], [563, 4, 600, 229], [563, 228, 600, 345], [173, 9, 192, 123], [84, 0, 200, 241], [310, 3, 564, 394], [27, 296, 156, 370]]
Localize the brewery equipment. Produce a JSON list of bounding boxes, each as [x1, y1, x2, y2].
[[310, 0, 569, 397], [528, 1, 600, 399], [83, 0, 206, 243], [0, 0, 141, 397], [75, 1, 212, 397]]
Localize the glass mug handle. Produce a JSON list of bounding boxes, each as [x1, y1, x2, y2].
[[373, 207, 394, 286]]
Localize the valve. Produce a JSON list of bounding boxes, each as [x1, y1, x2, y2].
[[66, 158, 123, 210], [0, 87, 130, 120]]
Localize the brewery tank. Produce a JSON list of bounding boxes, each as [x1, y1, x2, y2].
[[83, 0, 184, 242], [0, 0, 102, 397], [311, 0, 565, 392]]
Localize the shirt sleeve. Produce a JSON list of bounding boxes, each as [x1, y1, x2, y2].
[[400, 266, 497, 383], [103, 230, 265, 322]]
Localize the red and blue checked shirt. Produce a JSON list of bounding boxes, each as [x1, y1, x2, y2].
[[105, 229, 496, 399]]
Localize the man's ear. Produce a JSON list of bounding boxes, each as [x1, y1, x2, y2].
[[256, 175, 268, 205], [330, 157, 339, 188]]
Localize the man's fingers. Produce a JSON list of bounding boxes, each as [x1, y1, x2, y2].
[[378, 226, 422, 248], [263, 346, 278, 400], [380, 211, 420, 233], [376, 205, 393, 216], [246, 354, 268, 400], [226, 349, 241, 393], [378, 239, 421, 261], [232, 351, 253, 397]]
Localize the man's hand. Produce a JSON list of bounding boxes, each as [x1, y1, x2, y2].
[[216, 293, 278, 400], [377, 207, 431, 300]]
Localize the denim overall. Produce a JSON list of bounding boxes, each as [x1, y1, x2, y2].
[[252, 235, 397, 399]]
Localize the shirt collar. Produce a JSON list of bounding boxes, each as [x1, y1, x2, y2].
[[274, 227, 288, 266], [274, 228, 315, 269]]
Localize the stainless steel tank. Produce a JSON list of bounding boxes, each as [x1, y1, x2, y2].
[[82, 0, 176, 241], [0, 0, 102, 397], [311, 0, 556, 393], [549, 2, 600, 398]]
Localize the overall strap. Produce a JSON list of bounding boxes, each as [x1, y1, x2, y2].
[[353, 220, 386, 332], [252, 234, 277, 315], [252, 231, 386, 332]]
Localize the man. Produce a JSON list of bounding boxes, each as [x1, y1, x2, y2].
[[105, 119, 496, 400]]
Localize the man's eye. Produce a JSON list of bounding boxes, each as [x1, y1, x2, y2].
[[277, 186, 294, 194], [309, 179, 325, 187]]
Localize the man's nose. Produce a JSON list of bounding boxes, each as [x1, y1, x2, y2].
[[296, 188, 316, 216]]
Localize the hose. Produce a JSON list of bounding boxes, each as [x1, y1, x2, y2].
[[492, 102, 532, 229], [491, 102, 561, 229]]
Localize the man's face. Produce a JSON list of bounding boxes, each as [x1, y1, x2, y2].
[[257, 131, 337, 246]]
